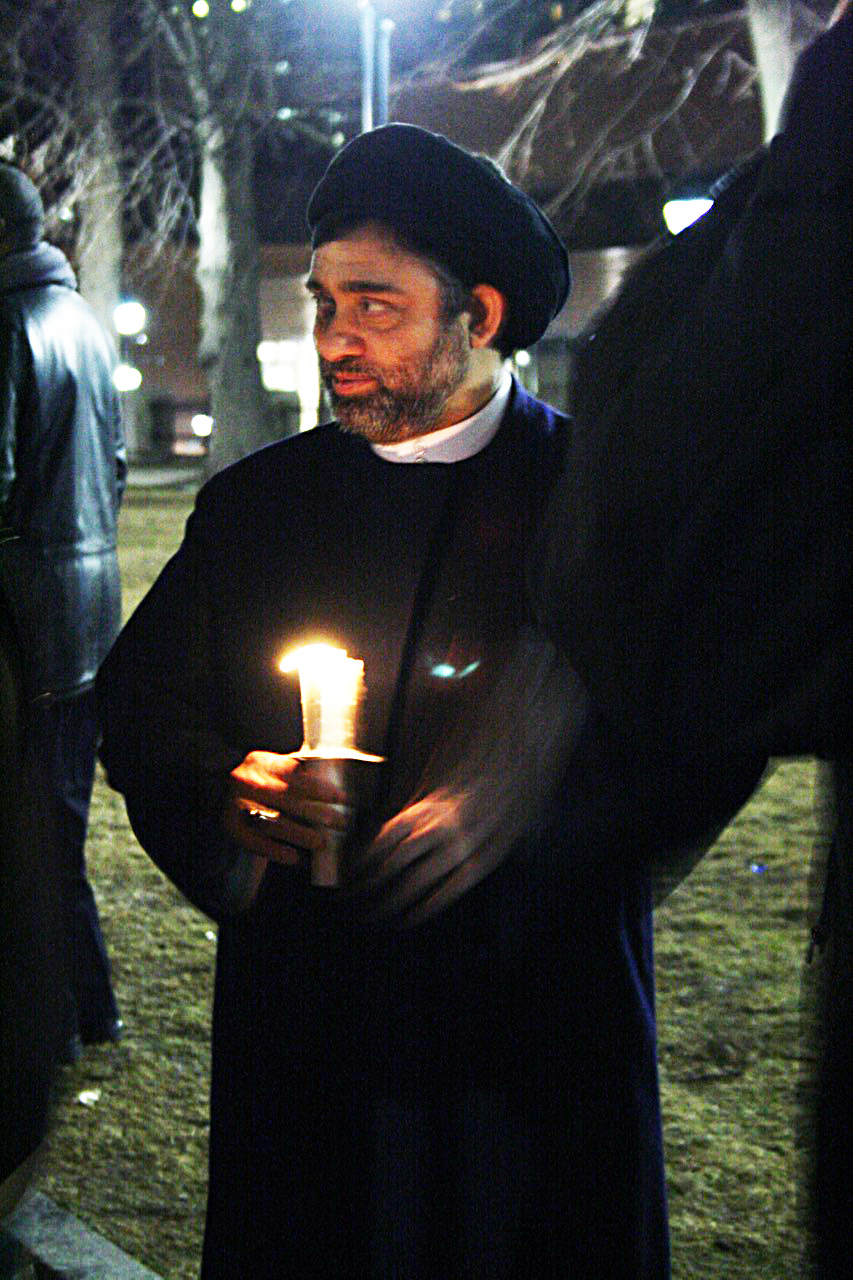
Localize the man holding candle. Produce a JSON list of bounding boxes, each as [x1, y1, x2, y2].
[[98, 126, 670, 1277]]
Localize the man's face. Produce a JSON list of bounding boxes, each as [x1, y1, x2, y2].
[[307, 224, 472, 443]]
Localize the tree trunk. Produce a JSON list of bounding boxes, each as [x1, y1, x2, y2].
[[69, 0, 129, 443], [69, 0, 122, 334], [197, 115, 270, 477]]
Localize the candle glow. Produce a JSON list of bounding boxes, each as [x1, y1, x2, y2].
[[279, 644, 364, 756]]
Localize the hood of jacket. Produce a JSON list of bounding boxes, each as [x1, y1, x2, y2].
[[0, 240, 124, 701]]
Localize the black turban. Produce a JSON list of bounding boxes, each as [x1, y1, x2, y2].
[[0, 163, 44, 250], [306, 124, 570, 352]]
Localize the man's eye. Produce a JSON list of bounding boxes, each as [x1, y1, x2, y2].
[[360, 298, 391, 317], [313, 296, 334, 323]]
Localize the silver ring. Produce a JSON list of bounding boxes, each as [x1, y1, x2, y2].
[[244, 808, 277, 824]]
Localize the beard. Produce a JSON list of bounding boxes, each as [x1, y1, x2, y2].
[[320, 318, 471, 444]]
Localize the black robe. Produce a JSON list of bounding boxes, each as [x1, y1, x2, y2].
[[98, 382, 670, 1277]]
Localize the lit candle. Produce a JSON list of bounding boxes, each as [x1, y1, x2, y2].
[[279, 643, 364, 756], [279, 643, 383, 888]]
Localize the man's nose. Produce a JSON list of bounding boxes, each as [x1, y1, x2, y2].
[[314, 316, 365, 361]]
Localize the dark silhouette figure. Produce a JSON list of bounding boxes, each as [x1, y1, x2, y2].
[[0, 163, 125, 1082], [529, 11, 851, 1275]]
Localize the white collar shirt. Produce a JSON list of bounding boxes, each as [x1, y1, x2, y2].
[[369, 368, 513, 465]]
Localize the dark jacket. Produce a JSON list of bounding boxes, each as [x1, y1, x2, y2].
[[528, 14, 851, 1276], [98, 382, 670, 1278], [529, 17, 850, 846], [0, 242, 126, 702]]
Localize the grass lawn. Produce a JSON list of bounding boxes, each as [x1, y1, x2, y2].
[[38, 486, 827, 1278]]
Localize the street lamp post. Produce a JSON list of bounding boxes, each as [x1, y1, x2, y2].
[[376, 17, 395, 126], [359, 1, 376, 133], [358, 2, 394, 131]]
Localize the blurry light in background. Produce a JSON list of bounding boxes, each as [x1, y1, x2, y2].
[[191, 0, 209, 17], [624, 0, 656, 23], [430, 660, 481, 680], [191, 414, 214, 439], [662, 198, 714, 235], [514, 349, 531, 367], [114, 300, 147, 336], [256, 337, 321, 433], [113, 364, 142, 393]]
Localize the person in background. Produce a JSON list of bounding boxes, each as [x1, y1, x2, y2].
[[0, 162, 125, 1069], [528, 7, 850, 1274], [1, 558, 61, 1261]]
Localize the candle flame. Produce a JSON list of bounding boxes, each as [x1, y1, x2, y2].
[[279, 643, 355, 675]]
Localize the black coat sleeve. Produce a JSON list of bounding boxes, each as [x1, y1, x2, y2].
[[529, 16, 851, 843], [96, 493, 255, 920]]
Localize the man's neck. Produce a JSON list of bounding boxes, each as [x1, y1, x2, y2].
[[430, 353, 505, 434]]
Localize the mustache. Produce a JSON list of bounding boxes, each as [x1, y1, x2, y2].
[[320, 357, 382, 382]]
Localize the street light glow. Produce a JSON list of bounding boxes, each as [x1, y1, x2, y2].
[[191, 414, 214, 438], [113, 364, 142, 393], [114, 300, 147, 336], [191, 0, 209, 18]]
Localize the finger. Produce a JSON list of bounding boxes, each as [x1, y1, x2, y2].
[[223, 806, 303, 868], [232, 802, 327, 854], [287, 767, 349, 806], [363, 851, 455, 923], [351, 823, 433, 892], [243, 829, 303, 868], [232, 780, 331, 816], [356, 836, 453, 915], [231, 759, 347, 811], [375, 848, 501, 928], [351, 816, 417, 881], [234, 794, 351, 837], [299, 799, 353, 833], [353, 797, 449, 880]]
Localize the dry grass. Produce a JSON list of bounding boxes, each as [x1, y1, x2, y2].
[[35, 486, 826, 1278]]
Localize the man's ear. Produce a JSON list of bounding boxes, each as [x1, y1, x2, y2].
[[467, 284, 507, 349]]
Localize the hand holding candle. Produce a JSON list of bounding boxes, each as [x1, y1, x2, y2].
[[225, 748, 350, 907]]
